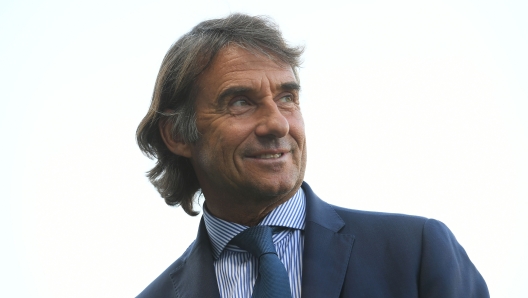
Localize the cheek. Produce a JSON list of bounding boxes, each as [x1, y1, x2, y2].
[[220, 119, 255, 143], [200, 123, 252, 162], [197, 119, 230, 148], [287, 113, 306, 143]]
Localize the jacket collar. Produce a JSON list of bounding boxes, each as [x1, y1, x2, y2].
[[301, 182, 355, 298], [170, 219, 221, 298], [169, 182, 355, 298]]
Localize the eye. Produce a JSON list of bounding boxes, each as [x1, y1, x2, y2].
[[228, 97, 253, 115], [231, 98, 250, 107], [278, 94, 294, 103]]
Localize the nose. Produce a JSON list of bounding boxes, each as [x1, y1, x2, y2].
[[254, 101, 289, 138]]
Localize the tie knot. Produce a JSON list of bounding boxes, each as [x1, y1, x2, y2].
[[231, 225, 292, 298], [231, 225, 276, 257]]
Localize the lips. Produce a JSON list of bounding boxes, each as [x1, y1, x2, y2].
[[256, 153, 283, 159], [243, 142, 293, 160]]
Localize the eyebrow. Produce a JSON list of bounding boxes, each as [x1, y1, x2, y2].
[[216, 81, 301, 106], [280, 81, 301, 92]]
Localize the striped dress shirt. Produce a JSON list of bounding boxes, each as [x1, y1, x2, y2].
[[203, 188, 306, 298]]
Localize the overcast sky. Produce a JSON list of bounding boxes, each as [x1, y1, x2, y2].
[[1, 0, 527, 297]]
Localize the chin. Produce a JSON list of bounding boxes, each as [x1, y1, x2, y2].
[[249, 177, 301, 198]]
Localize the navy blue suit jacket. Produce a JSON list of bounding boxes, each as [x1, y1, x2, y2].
[[137, 182, 489, 297]]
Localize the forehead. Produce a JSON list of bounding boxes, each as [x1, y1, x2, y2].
[[196, 46, 297, 99]]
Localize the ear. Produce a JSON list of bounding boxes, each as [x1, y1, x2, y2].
[[159, 119, 192, 158]]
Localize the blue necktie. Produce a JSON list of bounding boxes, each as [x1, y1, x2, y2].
[[231, 225, 292, 298]]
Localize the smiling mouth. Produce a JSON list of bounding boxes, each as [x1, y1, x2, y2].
[[256, 153, 283, 159]]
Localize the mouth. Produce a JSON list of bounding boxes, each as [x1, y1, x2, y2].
[[255, 153, 283, 159]]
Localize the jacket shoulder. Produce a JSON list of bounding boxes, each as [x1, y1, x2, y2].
[[136, 242, 194, 298], [330, 205, 489, 297], [331, 205, 428, 236]]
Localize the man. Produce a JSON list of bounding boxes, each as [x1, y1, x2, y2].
[[136, 14, 489, 298]]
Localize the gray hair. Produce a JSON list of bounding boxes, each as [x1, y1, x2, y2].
[[136, 13, 304, 215]]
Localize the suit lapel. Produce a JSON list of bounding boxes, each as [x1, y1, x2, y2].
[[170, 219, 221, 298], [301, 183, 355, 298], [168, 183, 354, 298]]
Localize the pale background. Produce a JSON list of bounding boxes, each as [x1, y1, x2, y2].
[[1, 0, 527, 297]]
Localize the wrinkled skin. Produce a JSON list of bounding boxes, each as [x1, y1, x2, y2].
[[162, 45, 307, 226]]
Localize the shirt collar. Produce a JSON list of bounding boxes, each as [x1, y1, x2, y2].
[[203, 187, 306, 260]]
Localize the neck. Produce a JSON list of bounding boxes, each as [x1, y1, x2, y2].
[[204, 188, 298, 226]]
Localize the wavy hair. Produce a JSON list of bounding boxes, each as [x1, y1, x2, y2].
[[136, 13, 304, 215]]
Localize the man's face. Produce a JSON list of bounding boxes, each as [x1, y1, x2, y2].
[[188, 45, 306, 205]]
